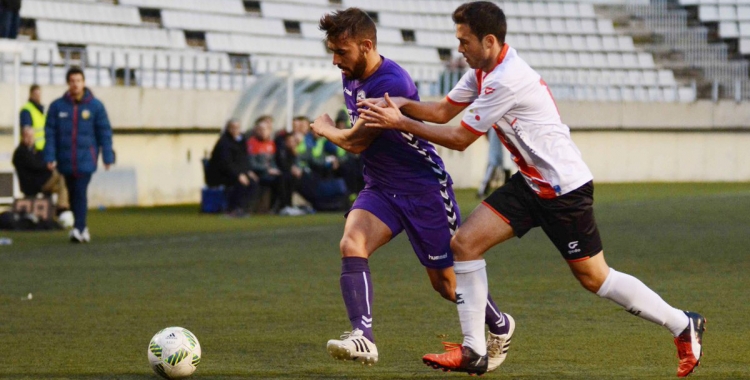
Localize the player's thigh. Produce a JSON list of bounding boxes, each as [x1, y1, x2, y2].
[[341, 188, 402, 258], [537, 181, 603, 263], [399, 187, 459, 269], [452, 203, 515, 261], [341, 209, 393, 258]]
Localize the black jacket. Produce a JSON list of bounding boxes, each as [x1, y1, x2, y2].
[[205, 132, 250, 187], [12, 143, 52, 196], [1, 0, 22, 11]]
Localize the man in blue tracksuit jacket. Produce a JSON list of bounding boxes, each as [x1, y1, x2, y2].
[[44, 67, 114, 243]]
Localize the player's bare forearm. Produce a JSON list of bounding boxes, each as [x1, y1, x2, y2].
[[311, 114, 377, 154], [359, 94, 479, 151], [398, 118, 478, 151], [361, 96, 465, 124]]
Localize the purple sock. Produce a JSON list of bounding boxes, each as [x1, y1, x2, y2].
[[340, 257, 374, 342], [486, 293, 510, 335]]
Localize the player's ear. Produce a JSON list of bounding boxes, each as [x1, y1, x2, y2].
[[360, 39, 373, 54], [483, 34, 496, 50]]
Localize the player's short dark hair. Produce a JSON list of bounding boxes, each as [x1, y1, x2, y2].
[[29, 84, 40, 94], [293, 115, 310, 123], [66, 66, 85, 83], [318, 7, 377, 46], [452, 1, 507, 45]]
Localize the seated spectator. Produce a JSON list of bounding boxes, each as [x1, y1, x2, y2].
[[275, 132, 317, 214], [334, 112, 365, 197], [205, 119, 257, 216], [12, 126, 70, 213], [247, 115, 283, 212]]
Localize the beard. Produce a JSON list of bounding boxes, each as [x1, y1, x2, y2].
[[341, 54, 369, 80]]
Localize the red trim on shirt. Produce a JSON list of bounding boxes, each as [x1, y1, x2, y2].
[[461, 121, 484, 136], [493, 125, 557, 199], [446, 96, 471, 106]]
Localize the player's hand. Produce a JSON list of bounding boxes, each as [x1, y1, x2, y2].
[[47, 161, 57, 171], [104, 164, 111, 171], [358, 93, 405, 130], [310, 114, 335, 137]]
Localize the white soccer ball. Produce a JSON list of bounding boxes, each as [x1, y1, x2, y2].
[[147, 327, 201, 379], [58, 210, 74, 228]]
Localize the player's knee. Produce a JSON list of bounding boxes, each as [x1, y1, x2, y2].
[[450, 233, 475, 261], [574, 272, 605, 293], [339, 236, 366, 258]]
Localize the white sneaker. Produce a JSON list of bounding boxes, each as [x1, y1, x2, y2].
[[487, 313, 515, 371], [69, 228, 84, 243], [326, 328, 378, 366], [81, 228, 91, 243]]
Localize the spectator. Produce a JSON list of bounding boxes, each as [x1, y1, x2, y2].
[[246, 115, 283, 212], [12, 126, 69, 212], [44, 66, 114, 243], [205, 119, 257, 217], [0, 0, 21, 39], [20, 84, 45, 151], [334, 111, 364, 197], [292, 115, 315, 152], [477, 131, 511, 198], [274, 131, 317, 214]]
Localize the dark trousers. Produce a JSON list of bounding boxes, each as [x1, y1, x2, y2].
[[64, 173, 92, 231], [0, 9, 20, 39], [227, 181, 255, 213]]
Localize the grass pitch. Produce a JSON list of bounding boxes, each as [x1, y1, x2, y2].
[[1, 183, 749, 379]]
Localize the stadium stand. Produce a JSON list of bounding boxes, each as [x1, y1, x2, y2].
[[624, 0, 750, 99], [4, 0, 741, 101]]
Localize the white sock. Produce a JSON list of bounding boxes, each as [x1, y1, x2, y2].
[[597, 268, 689, 336], [454, 260, 488, 356]]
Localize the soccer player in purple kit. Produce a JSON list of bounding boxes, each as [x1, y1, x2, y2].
[[309, 8, 513, 371]]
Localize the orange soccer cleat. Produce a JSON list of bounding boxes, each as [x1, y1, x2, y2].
[[422, 342, 488, 376], [674, 311, 706, 377]]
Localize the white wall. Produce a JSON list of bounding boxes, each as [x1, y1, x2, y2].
[[2, 84, 749, 206]]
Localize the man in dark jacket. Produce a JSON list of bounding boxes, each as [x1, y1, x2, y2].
[[206, 119, 257, 216], [44, 67, 114, 243], [13, 126, 69, 211], [0, 0, 22, 39]]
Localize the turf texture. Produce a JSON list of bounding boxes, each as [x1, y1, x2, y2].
[[1, 183, 749, 379]]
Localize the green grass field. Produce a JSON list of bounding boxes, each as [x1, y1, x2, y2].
[[1, 183, 749, 379]]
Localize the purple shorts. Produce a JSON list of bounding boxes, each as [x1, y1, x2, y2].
[[348, 186, 460, 269]]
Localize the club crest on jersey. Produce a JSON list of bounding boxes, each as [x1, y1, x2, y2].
[[81, 110, 91, 120], [356, 90, 366, 102]]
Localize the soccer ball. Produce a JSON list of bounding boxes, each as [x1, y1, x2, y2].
[[147, 327, 201, 379], [58, 210, 74, 228]]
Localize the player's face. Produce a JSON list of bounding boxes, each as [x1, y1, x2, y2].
[[455, 24, 491, 70], [327, 37, 368, 80]]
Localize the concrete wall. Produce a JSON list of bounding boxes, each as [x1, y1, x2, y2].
[[1, 84, 748, 206]]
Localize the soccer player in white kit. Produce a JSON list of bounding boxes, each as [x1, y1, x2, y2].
[[358, 2, 705, 377]]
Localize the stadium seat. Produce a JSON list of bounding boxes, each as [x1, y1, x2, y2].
[[118, 0, 245, 15], [161, 10, 286, 36], [20, 0, 141, 26]]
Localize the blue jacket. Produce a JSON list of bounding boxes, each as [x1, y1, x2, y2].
[[44, 88, 114, 175]]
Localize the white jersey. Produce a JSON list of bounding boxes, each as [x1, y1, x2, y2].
[[447, 45, 593, 198]]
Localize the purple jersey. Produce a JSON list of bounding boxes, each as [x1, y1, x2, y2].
[[343, 57, 451, 194]]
